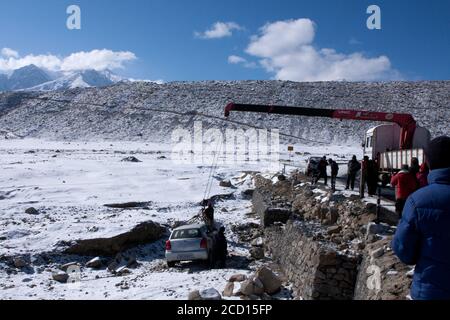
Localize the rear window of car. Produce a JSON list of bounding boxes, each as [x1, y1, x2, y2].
[[171, 229, 201, 239]]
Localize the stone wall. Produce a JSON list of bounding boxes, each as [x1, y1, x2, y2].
[[265, 221, 359, 300], [254, 173, 413, 300]]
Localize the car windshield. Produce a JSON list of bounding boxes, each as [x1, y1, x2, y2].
[[171, 228, 201, 239]]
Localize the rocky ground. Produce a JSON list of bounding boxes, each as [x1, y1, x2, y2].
[[0, 139, 304, 300]]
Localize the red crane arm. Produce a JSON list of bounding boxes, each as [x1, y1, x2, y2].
[[224, 103, 417, 150]]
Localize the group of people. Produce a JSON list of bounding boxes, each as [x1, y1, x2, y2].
[[314, 156, 340, 192]]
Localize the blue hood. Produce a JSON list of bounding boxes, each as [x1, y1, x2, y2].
[[428, 167, 450, 185]]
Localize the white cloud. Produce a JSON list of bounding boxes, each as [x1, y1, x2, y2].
[[244, 19, 398, 81], [195, 22, 243, 39], [0, 48, 137, 73], [228, 55, 247, 64], [227, 55, 257, 69], [1, 48, 19, 58]]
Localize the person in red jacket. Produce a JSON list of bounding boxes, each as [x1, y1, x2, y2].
[[391, 164, 419, 217], [416, 162, 430, 188]]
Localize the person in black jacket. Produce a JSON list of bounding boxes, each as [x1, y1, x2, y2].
[[328, 158, 339, 192], [318, 156, 328, 185], [346, 155, 361, 190], [202, 202, 215, 231], [215, 227, 228, 268]]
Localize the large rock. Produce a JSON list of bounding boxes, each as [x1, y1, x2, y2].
[[219, 180, 233, 188], [189, 288, 222, 300], [255, 267, 282, 294], [229, 274, 247, 282], [240, 277, 265, 296], [63, 221, 166, 256], [250, 247, 265, 260], [262, 208, 292, 227], [52, 271, 69, 283], [222, 282, 234, 297], [25, 207, 39, 215], [13, 257, 28, 268], [121, 156, 142, 163], [86, 257, 103, 269]]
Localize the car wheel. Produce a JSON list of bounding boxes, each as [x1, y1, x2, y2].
[[167, 261, 176, 268]]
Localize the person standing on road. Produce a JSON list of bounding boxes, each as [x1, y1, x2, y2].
[[346, 155, 361, 191], [328, 158, 339, 192], [410, 157, 420, 176], [203, 202, 215, 231], [360, 156, 370, 198], [215, 227, 228, 268], [392, 136, 450, 300], [318, 156, 328, 186], [390, 164, 418, 217]]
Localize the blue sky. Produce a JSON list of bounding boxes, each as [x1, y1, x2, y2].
[[0, 0, 449, 82]]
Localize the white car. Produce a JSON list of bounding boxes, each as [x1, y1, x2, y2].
[[165, 223, 215, 268]]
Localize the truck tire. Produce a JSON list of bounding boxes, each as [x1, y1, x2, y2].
[[167, 261, 176, 268]]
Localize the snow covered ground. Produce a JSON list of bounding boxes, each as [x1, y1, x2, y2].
[[0, 138, 361, 300]]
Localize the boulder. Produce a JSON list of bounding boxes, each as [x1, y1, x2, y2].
[[255, 267, 282, 294], [240, 277, 265, 296], [63, 221, 166, 256], [327, 225, 342, 235], [61, 262, 79, 272], [108, 252, 138, 273], [251, 237, 264, 247], [219, 180, 233, 188], [121, 156, 142, 163], [199, 288, 222, 300], [25, 207, 39, 215], [250, 247, 265, 260], [222, 282, 234, 297], [262, 208, 291, 227], [86, 257, 103, 269], [240, 279, 256, 296], [252, 277, 265, 296], [370, 247, 385, 259], [229, 274, 247, 282], [115, 266, 131, 276], [188, 290, 202, 300], [13, 257, 28, 268], [52, 271, 69, 283]]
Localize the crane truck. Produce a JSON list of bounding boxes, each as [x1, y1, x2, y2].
[[224, 103, 431, 186]]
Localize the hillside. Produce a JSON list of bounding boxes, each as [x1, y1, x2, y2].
[[0, 80, 449, 145]]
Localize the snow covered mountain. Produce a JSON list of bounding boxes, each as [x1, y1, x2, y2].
[[0, 80, 448, 145], [7, 65, 52, 90], [27, 69, 121, 91], [0, 65, 124, 91]]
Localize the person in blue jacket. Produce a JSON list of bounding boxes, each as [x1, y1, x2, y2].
[[392, 136, 450, 300]]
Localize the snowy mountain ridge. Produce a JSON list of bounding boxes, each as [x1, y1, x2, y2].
[[0, 80, 448, 145], [0, 65, 124, 91]]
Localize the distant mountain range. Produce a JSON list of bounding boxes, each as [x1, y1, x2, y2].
[[0, 65, 125, 92]]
